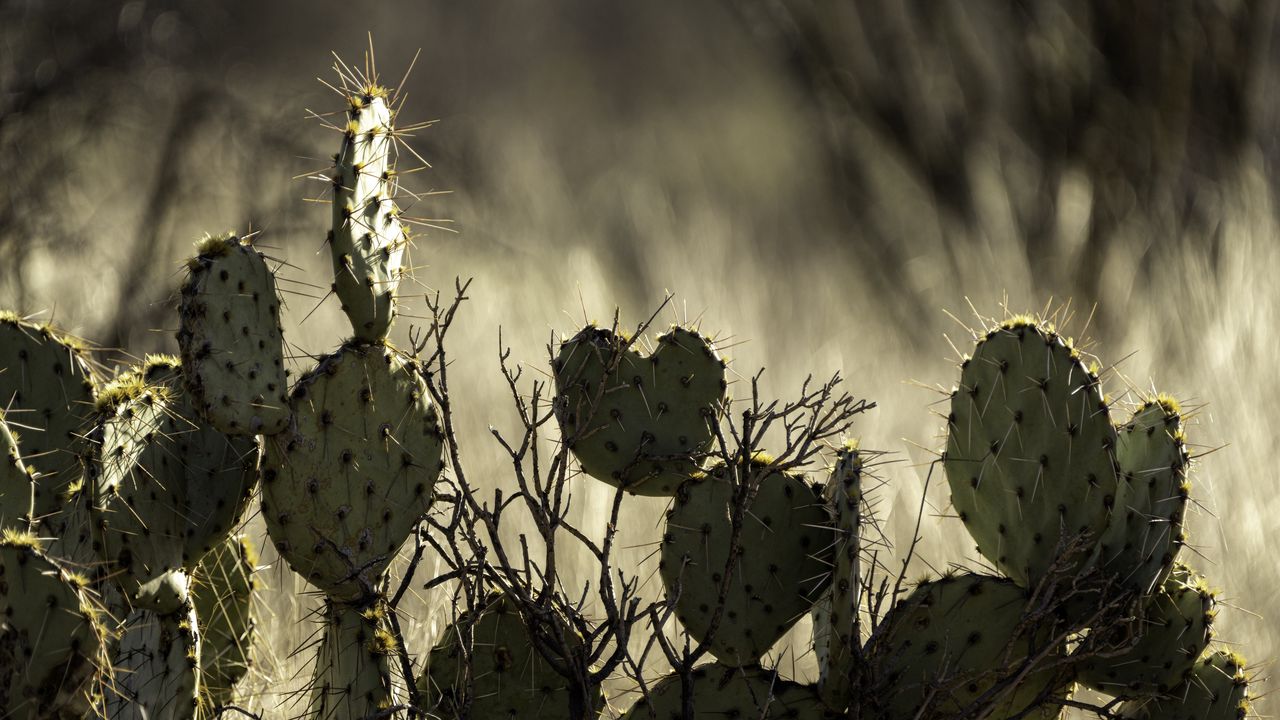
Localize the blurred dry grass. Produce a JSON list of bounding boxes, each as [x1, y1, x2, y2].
[[3, 1, 1278, 716]]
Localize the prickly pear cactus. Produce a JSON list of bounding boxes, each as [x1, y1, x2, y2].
[[0, 413, 35, 528], [817, 442, 862, 710], [178, 232, 290, 436], [105, 602, 203, 720], [553, 325, 726, 496], [620, 664, 829, 719], [328, 86, 407, 342], [1078, 565, 1215, 698], [192, 534, 258, 712], [0, 313, 97, 528], [261, 342, 444, 601], [945, 319, 1119, 588], [0, 531, 109, 720], [417, 593, 601, 719], [660, 455, 831, 666], [1095, 397, 1189, 596], [1118, 650, 1251, 719], [864, 573, 1071, 719], [92, 357, 258, 607], [308, 599, 400, 720]]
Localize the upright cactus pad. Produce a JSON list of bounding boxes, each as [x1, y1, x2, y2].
[[192, 534, 259, 712], [818, 442, 863, 710], [261, 342, 444, 601], [660, 457, 832, 666], [1078, 565, 1215, 698], [620, 664, 829, 720], [946, 319, 1119, 588], [0, 413, 35, 528], [308, 599, 400, 720], [417, 593, 601, 719], [1118, 650, 1250, 719], [553, 325, 726, 496], [1096, 397, 1189, 596], [105, 604, 203, 720], [329, 87, 406, 342], [178, 233, 290, 436], [864, 573, 1071, 719], [0, 313, 96, 527], [0, 532, 109, 720], [93, 357, 258, 606]]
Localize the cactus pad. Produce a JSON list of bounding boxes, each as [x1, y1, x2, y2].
[[308, 599, 400, 720], [105, 603, 202, 720], [1078, 565, 1215, 697], [0, 532, 109, 719], [946, 319, 1119, 587], [261, 342, 443, 601], [0, 313, 96, 527], [554, 325, 725, 496], [818, 442, 863, 710], [1096, 397, 1189, 596], [178, 233, 290, 436], [660, 457, 831, 666], [192, 534, 258, 711], [1118, 650, 1250, 719], [864, 573, 1071, 719], [329, 88, 407, 342], [620, 663, 829, 719], [418, 593, 601, 719]]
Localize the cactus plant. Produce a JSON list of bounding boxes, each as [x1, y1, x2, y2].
[[307, 599, 401, 720], [191, 534, 259, 713], [1117, 650, 1251, 719], [620, 664, 829, 720], [659, 454, 832, 666], [105, 602, 203, 720], [815, 441, 863, 711], [178, 232, 290, 436], [554, 325, 726, 496]]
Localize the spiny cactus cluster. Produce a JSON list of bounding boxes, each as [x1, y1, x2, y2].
[[0, 54, 1259, 720]]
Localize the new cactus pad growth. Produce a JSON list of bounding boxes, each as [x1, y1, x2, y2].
[[660, 456, 832, 666], [192, 534, 259, 712], [92, 356, 258, 609], [1118, 650, 1251, 719], [1077, 564, 1215, 697], [417, 593, 601, 719], [620, 664, 829, 720], [261, 342, 444, 601], [1095, 397, 1190, 596], [328, 86, 407, 342], [816, 442, 862, 710], [0, 314, 97, 528], [0, 532, 109, 719], [178, 232, 290, 436], [945, 318, 1120, 588], [0, 413, 35, 528], [554, 325, 726, 496], [864, 573, 1071, 719]]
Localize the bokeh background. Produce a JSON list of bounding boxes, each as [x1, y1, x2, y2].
[[3, 1, 1277, 716]]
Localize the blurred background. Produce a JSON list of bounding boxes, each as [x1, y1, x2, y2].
[[2, 0, 1276, 716]]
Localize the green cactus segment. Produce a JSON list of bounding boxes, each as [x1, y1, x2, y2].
[[819, 442, 862, 710], [660, 457, 832, 666], [1118, 650, 1250, 719], [1096, 398, 1189, 596], [418, 593, 601, 719], [105, 604, 203, 720], [0, 414, 35, 528], [261, 342, 443, 601], [309, 599, 400, 720], [178, 233, 290, 436], [329, 88, 406, 342], [0, 313, 96, 527], [945, 319, 1119, 588], [1078, 565, 1215, 697], [192, 534, 258, 711], [865, 573, 1070, 719], [553, 325, 726, 496], [0, 532, 109, 720], [619, 664, 829, 720], [94, 357, 258, 605]]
